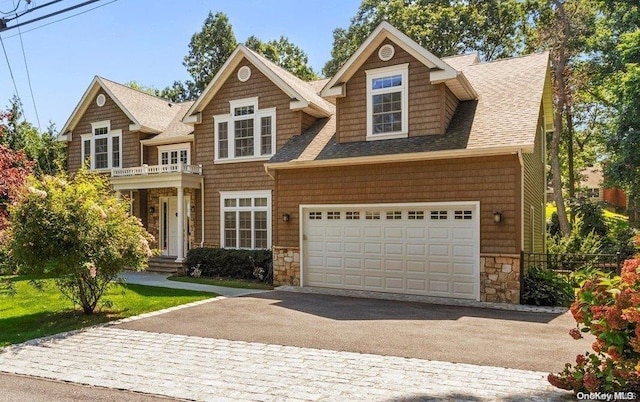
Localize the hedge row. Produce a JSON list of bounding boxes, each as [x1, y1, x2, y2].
[[185, 247, 272, 281]]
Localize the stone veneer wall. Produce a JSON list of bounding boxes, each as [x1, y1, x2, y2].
[[273, 247, 300, 286], [480, 254, 521, 304], [273, 249, 522, 304], [146, 188, 196, 251]]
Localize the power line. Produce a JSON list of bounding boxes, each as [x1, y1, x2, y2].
[[0, 32, 25, 119], [3, 0, 117, 38], [0, 0, 20, 15], [1, 0, 101, 32], [4, 0, 63, 22], [14, 0, 40, 130]]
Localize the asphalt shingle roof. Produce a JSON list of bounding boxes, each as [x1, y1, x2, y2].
[[270, 51, 549, 164]]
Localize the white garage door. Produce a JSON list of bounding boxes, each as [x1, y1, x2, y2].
[[302, 203, 480, 300]]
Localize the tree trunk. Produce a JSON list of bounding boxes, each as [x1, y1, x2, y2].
[[565, 107, 576, 223], [550, 0, 572, 237]]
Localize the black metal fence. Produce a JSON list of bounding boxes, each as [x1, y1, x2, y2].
[[520, 251, 623, 276]]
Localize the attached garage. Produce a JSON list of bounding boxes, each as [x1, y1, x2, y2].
[[300, 202, 480, 300]]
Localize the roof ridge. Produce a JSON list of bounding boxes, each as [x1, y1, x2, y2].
[[463, 51, 549, 67], [97, 76, 182, 105], [442, 52, 479, 59]]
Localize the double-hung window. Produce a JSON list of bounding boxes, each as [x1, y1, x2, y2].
[[81, 121, 122, 170], [220, 191, 271, 249], [213, 97, 276, 162], [366, 64, 409, 140]]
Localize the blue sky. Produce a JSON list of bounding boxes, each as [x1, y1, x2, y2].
[[0, 0, 361, 132]]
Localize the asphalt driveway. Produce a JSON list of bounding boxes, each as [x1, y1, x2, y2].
[[116, 291, 592, 373]]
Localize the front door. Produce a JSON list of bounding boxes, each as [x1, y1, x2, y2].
[[160, 196, 190, 257]]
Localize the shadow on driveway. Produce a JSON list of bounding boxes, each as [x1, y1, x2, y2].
[[116, 290, 592, 373]]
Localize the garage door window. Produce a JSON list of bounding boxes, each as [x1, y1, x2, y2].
[[220, 191, 271, 249], [455, 210, 473, 220], [430, 211, 448, 220]]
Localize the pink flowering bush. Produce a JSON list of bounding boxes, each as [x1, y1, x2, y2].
[[548, 258, 640, 393], [8, 169, 153, 314]]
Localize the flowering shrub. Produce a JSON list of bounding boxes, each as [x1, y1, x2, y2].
[[548, 258, 640, 393], [8, 169, 154, 314]]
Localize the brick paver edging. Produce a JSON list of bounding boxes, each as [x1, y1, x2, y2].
[[0, 326, 574, 401], [277, 285, 569, 314]]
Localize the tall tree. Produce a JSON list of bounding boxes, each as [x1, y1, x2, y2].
[[322, 0, 528, 77], [183, 11, 238, 96], [245, 35, 319, 80], [605, 29, 640, 226]]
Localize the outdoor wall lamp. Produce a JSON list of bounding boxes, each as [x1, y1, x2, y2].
[[149, 206, 155, 214], [493, 211, 502, 223], [282, 213, 291, 222]]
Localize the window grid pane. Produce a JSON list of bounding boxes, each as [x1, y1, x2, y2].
[[261, 116, 272, 155], [234, 119, 254, 157], [83, 140, 91, 163], [372, 91, 402, 134], [112, 136, 120, 168], [372, 74, 402, 90], [234, 105, 254, 116], [170, 151, 178, 164], [94, 138, 108, 169], [254, 211, 268, 249], [218, 122, 228, 158], [224, 211, 237, 248], [239, 211, 252, 248], [180, 150, 188, 164], [161, 152, 169, 165], [94, 127, 108, 136]]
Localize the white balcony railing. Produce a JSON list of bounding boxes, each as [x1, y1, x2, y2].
[[111, 163, 202, 177]]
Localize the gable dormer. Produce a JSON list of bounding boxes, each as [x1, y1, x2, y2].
[[321, 22, 477, 144]]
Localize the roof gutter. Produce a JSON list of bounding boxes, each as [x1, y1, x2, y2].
[[265, 144, 533, 171]]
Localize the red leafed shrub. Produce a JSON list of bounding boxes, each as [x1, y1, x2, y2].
[[548, 258, 640, 393], [0, 144, 33, 229]]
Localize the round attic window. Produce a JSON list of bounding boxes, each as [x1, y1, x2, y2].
[[237, 66, 251, 82], [378, 44, 395, 61], [96, 94, 106, 107]]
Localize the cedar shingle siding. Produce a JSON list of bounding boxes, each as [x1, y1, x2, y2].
[[67, 91, 138, 172], [192, 59, 307, 246], [336, 39, 454, 143], [522, 113, 546, 253], [273, 155, 521, 255]]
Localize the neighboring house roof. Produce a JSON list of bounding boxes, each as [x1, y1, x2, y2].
[[320, 21, 477, 101], [269, 50, 553, 167], [58, 76, 192, 142], [183, 45, 334, 122], [581, 167, 604, 188]]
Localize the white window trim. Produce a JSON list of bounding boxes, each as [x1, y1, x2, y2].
[[81, 121, 122, 171], [157, 143, 191, 166], [219, 190, 272, 250], [366, 63, 409, 140], [213, 97, 276, 164]]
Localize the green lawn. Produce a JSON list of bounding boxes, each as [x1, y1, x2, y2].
[[168, 275, 274, 290], [0, 276, 217, 346], [545, 203, 629, 231]]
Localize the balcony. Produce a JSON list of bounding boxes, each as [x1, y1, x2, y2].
[[112, 163, 202, 177], [110, 164, 203, 191]]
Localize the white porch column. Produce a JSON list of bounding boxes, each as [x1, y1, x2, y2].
[[176, 186, 184, 263]]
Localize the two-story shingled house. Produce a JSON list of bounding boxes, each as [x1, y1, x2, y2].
[[59, 22, 552, 303]]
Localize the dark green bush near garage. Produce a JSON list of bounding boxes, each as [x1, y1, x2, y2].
[[185, 247, 273, 282]]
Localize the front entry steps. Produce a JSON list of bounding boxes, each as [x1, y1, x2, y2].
[[147, 256, 185, 275]]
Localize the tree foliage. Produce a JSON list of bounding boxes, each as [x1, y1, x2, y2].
[[245, 35, 318, 80], [9, 170, 153, 314], [183, 11, 238, 96], [322, 0, 528, 77]]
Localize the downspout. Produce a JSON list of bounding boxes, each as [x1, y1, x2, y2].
[[200, 175, 205, 248], [264, 164, 275, 179]]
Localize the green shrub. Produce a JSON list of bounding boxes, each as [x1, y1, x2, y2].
[[548, 258, 640, 393], [185, 247, 272, 282], [522, 266, 574, 307]]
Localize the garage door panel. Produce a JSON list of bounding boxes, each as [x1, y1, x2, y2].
[[385, 259, 403, 271], [364, 276, 383, 288], [303, 204, 478, 300], [428, 244, 450, 257], [364, 243, 382, 253], [384, 227, 403, 238], [385, 243, 403, 254], [428, 228, 450, 240], [407, 279, 426, 291]]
